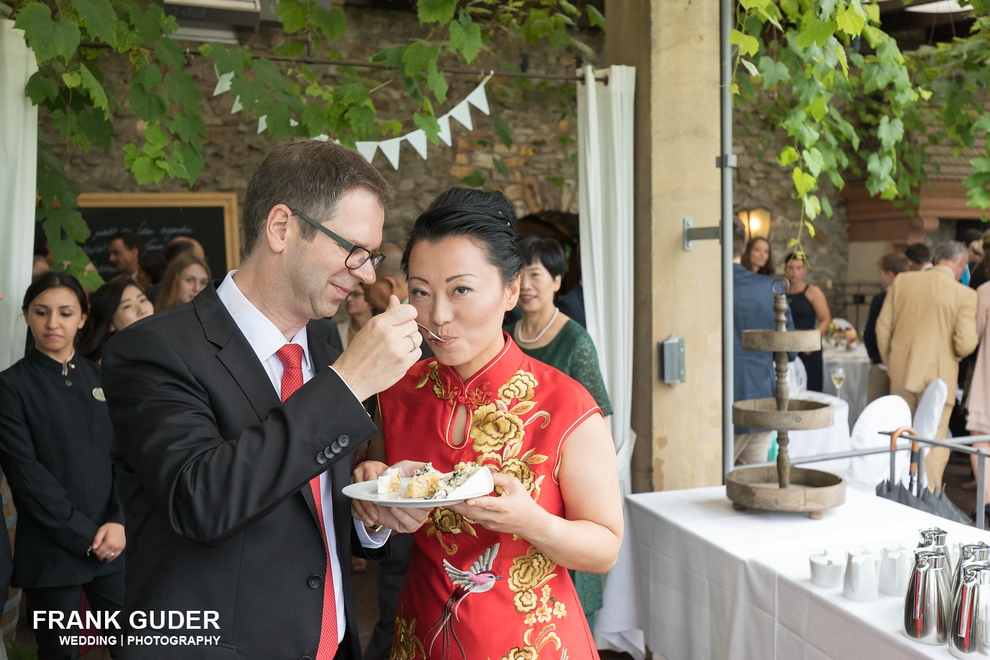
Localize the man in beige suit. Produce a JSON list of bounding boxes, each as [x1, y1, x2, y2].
[[876, 241, 978, 489]]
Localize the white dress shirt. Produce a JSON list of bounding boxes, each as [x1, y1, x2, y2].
[[217, 271, 386, 643]]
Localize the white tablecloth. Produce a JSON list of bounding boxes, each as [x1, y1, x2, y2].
[[596, 486, 990, 660], [824, 345, 871, 426]]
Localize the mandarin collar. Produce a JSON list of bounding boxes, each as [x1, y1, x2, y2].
[[28, 347, 78, 375], [434, 332, 524, 396]]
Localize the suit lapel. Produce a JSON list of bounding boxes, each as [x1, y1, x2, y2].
[[196, 285, 281, 422]]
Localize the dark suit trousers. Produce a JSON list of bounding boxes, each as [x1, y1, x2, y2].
[[364, 533, 414, 660], [27, 571, 124, 660]]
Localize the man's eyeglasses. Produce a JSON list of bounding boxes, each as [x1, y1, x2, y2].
[[289, 208, 385, 271]]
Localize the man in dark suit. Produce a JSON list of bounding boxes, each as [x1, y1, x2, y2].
[[102, 140, 430, 660], [732, 217, 794, 464], [863, 252, 909, 403]]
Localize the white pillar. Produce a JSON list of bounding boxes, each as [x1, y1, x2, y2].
[[0, 19, 37, 369]]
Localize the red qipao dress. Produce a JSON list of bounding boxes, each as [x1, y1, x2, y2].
[[379, 334, 603, 660]]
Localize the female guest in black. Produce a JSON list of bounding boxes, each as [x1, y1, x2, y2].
[[0, 273, 125, 660], [785, 253, 832, 392]]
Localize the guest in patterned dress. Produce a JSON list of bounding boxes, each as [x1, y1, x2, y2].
[[352, 188, 623, 660]]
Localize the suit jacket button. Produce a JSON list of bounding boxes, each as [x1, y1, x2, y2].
[[307, 574, 322, 589], [316, 452, 328, 465], [338, 434, 349, 448], [323, 446, 333, 459], [331, 441, 340, 454], [300, 657, 313, 660]]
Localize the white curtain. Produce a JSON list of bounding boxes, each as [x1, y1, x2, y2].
[[0, 19, 37, 370], [576, 65, 637, 494], [578, 65, 641, 658]]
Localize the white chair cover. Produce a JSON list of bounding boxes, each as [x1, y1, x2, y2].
[[846, 395, 913, 492], [787, 359, 808, 397], [789, 390, 851, 476], [913, 378, 948, 491]]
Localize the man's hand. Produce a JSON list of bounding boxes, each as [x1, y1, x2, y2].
[[333, 295, 421, 401], [91, 523, 125, 562], [351, 460, 433, 534]]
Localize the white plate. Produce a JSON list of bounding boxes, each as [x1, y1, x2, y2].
[[342, 469, 494, 509]]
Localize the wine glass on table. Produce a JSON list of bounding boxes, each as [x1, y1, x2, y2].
[[830, 366, 846, 400]]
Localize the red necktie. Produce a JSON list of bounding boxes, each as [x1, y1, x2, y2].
[[276, 344, 338, 659]]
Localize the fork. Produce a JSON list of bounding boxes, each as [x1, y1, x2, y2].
[[417, 323, 446, 342]]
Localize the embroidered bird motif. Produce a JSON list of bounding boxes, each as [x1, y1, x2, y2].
[[425, 543, 503, 660]]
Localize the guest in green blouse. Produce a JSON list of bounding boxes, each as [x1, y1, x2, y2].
[[504, 236, 612, 629]]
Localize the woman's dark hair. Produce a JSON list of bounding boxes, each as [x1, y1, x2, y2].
[[784, 252, 808, 267], [741, 237, 775, 276], [78, 275, 139, 362], [517, 236, 566, 280], [21, 272, 88, 315], [401, 188, 522, 285]]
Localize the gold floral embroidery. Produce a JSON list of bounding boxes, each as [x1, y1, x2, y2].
[[513, 589, 538, 613], [498, 370, 538, 403], [426, 506, 477, 556], [499, 626, 563, 660], [507, 547, 557, 601], [392, 614, 426, 660], [471, 403, 524, 453]]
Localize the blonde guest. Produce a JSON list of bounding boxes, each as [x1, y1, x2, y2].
[[155, 253, 211, 312]]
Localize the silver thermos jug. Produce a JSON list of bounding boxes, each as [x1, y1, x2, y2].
[[905, 549, 952, 645], [949, 563, 990, 657], [952, 543, 990, 606]]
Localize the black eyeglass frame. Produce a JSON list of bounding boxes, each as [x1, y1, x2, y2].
[[289, 207, 385, 270]]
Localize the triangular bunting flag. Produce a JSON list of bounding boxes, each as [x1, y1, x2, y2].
[[230, 96, 243, 114], [378, 137, 403, 170], [257, 115, 267, 134], [437, 114, 453, 147], [289, 119, 299, 127], [406, 130, 429, 160], [465, 84, 490, 115], [448, 100, 473, 131], [355, 141, 379, 163], [213, 71, 233, 97], [315, 134, 330, 142]]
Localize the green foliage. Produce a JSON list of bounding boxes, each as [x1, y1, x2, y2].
[[734, 0, 922, 251], [13, 0, 594, 278]]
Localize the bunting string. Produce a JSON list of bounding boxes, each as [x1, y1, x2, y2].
[[212, 70, 494, 171]]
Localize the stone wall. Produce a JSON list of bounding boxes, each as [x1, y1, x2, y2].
[[55, 6, 600, 245], [733, 124, 849, 305]]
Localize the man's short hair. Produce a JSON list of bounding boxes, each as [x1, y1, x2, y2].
[[242, 140, 394, 256], [904, 243, 932, 266], [110, 231, 142, 254], [374, 242, 406, 281], [933, 241, 968, 264], [732, 216, 747, 258], [878, 253, 909, 275], [165, 236, 196, 263]]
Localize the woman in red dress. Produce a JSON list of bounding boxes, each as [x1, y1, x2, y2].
[[353, 188, 623, 660]]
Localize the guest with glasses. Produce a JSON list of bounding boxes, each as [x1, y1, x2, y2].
[[100, 139, 430, 660]]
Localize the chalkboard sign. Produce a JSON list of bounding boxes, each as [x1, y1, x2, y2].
[[76, 192, 240, 280]]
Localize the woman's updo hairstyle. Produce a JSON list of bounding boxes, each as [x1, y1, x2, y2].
[[401, 188, 523, 286]]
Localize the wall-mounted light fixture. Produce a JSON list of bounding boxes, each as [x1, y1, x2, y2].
[[738, 207, 771, 240]]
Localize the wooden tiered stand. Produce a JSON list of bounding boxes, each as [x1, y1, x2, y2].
[[725, 281, 846, 519]]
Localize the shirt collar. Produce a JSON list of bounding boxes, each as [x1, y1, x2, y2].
[[217, 271, 312, 370]]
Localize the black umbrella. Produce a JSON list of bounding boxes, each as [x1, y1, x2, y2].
[[876, 427, 970, 525]]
